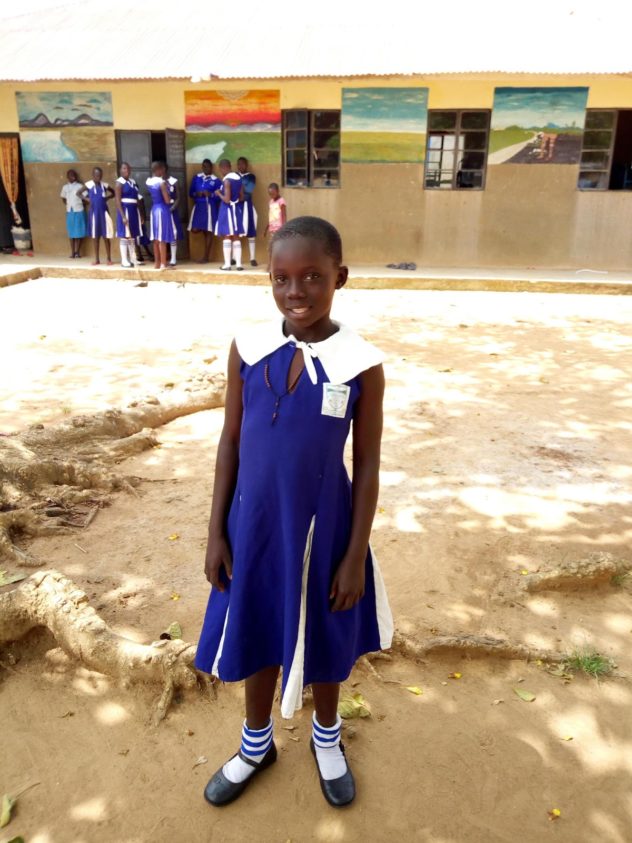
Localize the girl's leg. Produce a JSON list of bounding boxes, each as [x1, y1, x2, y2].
[[312, 682, 340, 727], [76, 238, 82, 258], [204, 231, 213, 262], [245, 665, 280, 729], [311, 681, 355, 803], [158, 241, 167, 268], [94, 237, 101, 264], [105, 238, 112, 263], [154, 241, 161, 269], [68, 238, 74, 258], [232, 235, 243, 269]]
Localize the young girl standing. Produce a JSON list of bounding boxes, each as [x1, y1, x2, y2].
[[60, 169, 87, 258], [146, 161, 175, 271], [213, 158, 244, 271], [188, 159, 220, 264], [264, 182, 287, 238], [115, 163, 142, 268], [165, 165, 183, 267], [237, 156, 257, 266], [196, 216, 393, 808], [82, 167, 114, 265]]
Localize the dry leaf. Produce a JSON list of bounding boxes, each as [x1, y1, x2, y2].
[[378, 507, 385, 514], [186, 729, 194, 737], [192, 756, 208, 769], [0, 571, 28, 587], [0, 794, 14, 828], [448, 672, 462, 680], [7, 836, 25, 843], [560, 735, 573, 741], [492, 699, 504, 705], [170, 592, 181, 601], [60, 710, 74, 718], [289, 736, 300, 742], [548, 808, 561, 821], [513, 687, 536, 702], [118, 749, 129, 756], [282, 725, 296, 732], [441, 681, 448, 686], [160, 621, 182, 640], [338, 692, 371, 719], [405, 686, 423, 696], [520, 569, 529, 576], [168, 533, 180, 541]]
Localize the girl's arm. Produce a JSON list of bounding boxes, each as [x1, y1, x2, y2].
[[280, 200, 287, 227], [217, 179, 231, 204], [114, 181, 124, 216], [160, 180, 171, 205], [170, 181, 180, 212], [204, 340, 243, 590], [105, 186, 115, 201], [330, 363, 384, 612]]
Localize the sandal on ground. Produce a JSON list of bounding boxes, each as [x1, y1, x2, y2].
[[310, 738, 355, 807], [204, 742, 277, 807]]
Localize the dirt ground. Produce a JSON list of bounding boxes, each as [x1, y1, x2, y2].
[[2, 277, 632, 843]]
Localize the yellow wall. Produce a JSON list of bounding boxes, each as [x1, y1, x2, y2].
[[4, 74, 632, 267]]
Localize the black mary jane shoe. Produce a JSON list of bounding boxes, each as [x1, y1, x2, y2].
[[204, 742, 277, 807], [310, 738, 356, 807]]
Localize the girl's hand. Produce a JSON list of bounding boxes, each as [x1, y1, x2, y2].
[[204, 535, 233, 591], [330, 556, 365, 612]]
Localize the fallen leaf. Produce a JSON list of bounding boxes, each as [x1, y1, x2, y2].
[[289, 736, 300, 742], [405, 686, 423, 696], [60, 710, 75, 718], [338, 692, 371, 719], [7, 837, 25, 843], [282, 725, 296, 732], [520, 569, 530, 576], [513, 687, 536, 702], [170, 592, 181, 601], [438, 368, 452, 373], [0, 571, 28, 587], [441, 681, 448, 686], [39, 334, 46, 340], [378, 507, 385, 514], [448, 672, 462, 680], [0, 793, 14, 828], [560, 735, 574, 742], [186, 729, 195, 737], [168, 533, 180, 541], [492, 699, 504, 705], [118, 749, 129, 756], [160, 621, 182, 640], [192, 756, 208, 769], [548, 808, 561, 821]]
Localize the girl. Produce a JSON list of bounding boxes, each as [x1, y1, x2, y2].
[[82, 167, 114, 265], [213, 158, 244, 271], [196, 216, 393, 809], [264, 182, 287, 238], [146, 160, 175, 270], [188, 159, 221, 264], [165, 165, 183, 267], [115, 163, 143, 268], [237, 156, 257, 266], [60, 169, 86, 258]]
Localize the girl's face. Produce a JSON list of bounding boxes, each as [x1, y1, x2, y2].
[[268, 186, 279, 200], [67, 170, 77, 183], [93, 168, 102, 183], [120, 164, 130, 180], [269, 236, 348, 334]]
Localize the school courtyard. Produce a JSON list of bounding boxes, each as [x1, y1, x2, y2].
[[2, 275, 632, 842]]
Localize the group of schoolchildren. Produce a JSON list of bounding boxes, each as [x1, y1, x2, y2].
[[60, 157, 287, 271]]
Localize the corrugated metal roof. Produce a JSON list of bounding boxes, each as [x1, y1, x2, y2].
[[1, 0, 630, 81]]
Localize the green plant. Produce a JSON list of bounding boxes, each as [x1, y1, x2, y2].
[[563, 649, 614, 678]]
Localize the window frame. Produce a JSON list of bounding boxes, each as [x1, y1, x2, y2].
[[577, 109, 618, 192], [424, 108, 491, 191], [282, 108, 341, 189]]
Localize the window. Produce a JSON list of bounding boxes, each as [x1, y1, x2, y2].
[[283, 110, 340, 188], [424, 110, 490, 190], [578, 110, 632, 190]]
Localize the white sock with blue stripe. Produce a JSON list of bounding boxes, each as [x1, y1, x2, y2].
[[223, 718, 274, 784], [312, 713, 346, 781]]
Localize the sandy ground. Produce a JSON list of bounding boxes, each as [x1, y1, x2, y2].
[[1, 278, 632, 843]]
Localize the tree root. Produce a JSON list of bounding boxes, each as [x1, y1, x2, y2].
[[390, 630, 565, 665], [522, 552, 631, 593], [0, 570, 207, 725]]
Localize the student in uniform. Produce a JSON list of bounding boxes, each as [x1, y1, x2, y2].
[[60, 169, 87, 258], [165, 164, 183, 267], [237, 156, 257, 266], [188, 159, 220, 264], [146, 160, 175, 271], [214, 159, 244, 271], [82, 167, 115, 265], [115, 162, 143, 268]]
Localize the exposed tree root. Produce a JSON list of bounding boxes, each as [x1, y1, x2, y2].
[[522, 552, 631, 593], [0, 570, 209, 725], [0, 371, 225, 561], [389, 630, 565, 665]]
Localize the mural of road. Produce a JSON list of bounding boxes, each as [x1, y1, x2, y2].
[[506, 133, 583, 164]]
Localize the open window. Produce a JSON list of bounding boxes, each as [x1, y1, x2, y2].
[[424, 110, 490, 190], [578, 110, 632, 190], [282, 110, 341, 188]]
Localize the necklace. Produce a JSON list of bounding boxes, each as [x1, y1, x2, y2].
[[264, 361, 303, 424]]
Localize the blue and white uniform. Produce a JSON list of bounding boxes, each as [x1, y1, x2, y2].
[[146, 176, 177, 243], [240, 171, 257, 238], [214, 172, 244, 236], [188, 172, 221, 232], [115, 177, 142, 239], [167, 176, 183, 241], [195, 321, 394, 718], [83, 180, 113, 239]]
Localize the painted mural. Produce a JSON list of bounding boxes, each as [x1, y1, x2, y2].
[[341, 88, 428, 163], [184, 90, 281, 164], [489, 87, 589, 165], [20, 128, 115, 163], [16, 91, 113, 127]]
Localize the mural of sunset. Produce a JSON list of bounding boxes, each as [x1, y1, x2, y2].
[[185, 90, 281, 132]]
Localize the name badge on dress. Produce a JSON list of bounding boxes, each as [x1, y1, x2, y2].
[[321, 383, 350, 418]]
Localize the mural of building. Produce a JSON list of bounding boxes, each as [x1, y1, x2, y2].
[[1, 2, 631, 268]]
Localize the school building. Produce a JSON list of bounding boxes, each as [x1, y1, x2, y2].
[[1, 1, 631, 268]]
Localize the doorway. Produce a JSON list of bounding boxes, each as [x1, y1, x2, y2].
[[0, 133, 30, 251], [115, 129, 188, 253]]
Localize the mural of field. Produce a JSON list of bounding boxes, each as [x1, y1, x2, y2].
[[489, 87, 588, 165], [20, 127, 115, 163], [184, 90, 280, 164], [341, 88, 428, 163], [16, 91, 113, 127]]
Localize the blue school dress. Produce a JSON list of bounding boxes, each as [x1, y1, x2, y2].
[[214, 172, 244, 237], [146, 177, 177, 243], [115, 177, 142, 239], [195, 321, 394, 718], [167, 177, 183, 242], [188, 172, 219, 232], [240, 171, 257, 238], [84, 180, 113, 239]]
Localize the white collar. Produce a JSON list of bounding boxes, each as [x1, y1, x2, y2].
[[146, 176, 164, 185], [167, 176, 177, 184], [236, 319, 384, 385], [224, 172, 241, 180], [85, 179, 95, 188]]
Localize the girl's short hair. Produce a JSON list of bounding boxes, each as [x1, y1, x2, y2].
[[268, 182, 280, 190], [270, 216, 342, 264]]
